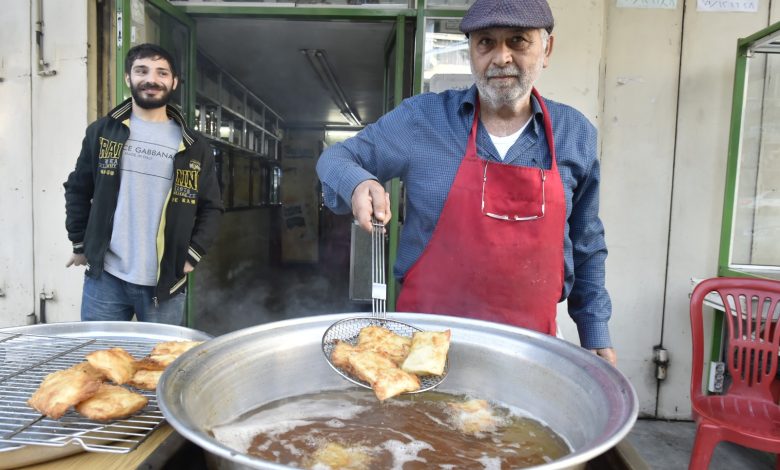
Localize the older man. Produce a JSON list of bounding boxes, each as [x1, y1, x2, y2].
[[316, 0, 616, 365]]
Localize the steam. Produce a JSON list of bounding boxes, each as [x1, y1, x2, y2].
[[191, 259, 370, 336]]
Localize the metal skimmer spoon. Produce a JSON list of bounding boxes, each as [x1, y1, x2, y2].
[[322, 219, 448, 393]]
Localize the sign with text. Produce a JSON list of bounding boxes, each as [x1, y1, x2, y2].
[[697, 0, 758, 12], [617, 0, 677, 8]]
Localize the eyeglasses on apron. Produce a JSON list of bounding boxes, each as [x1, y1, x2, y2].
[[480, 160, 546, 221]]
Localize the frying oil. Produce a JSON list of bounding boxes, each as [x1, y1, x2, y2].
[[211, 389, 570, 469]]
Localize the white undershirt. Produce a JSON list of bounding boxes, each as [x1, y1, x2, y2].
[[488, 116, 533, 160]]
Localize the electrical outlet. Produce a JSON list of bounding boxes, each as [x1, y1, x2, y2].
[[708, 361, 725, 393]]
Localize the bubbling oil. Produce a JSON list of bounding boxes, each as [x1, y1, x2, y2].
[[213, 389, 570, 469]]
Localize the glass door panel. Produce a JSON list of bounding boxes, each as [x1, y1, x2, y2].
[[422, 18, 471, 93]]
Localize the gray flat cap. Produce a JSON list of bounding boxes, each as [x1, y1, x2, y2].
[[459, 0, 554, 34]]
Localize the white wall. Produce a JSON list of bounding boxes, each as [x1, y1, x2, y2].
[[547, 0, 685, 417], [600, 1, 684, 417], [660, 2, 779, 419], [0, 0, 89, 327], [547, 0, 777, 418], [540, 0, 606, 123], [0, 2, 35, 326]]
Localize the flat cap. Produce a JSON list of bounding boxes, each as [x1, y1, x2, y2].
[[459, 0, 554, 34]]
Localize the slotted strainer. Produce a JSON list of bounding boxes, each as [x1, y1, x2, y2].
[[322, 219, 448, 393]]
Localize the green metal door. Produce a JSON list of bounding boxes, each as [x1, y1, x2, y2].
[[383, 16, 407, 311]]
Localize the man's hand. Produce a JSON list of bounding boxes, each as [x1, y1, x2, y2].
[[66, 253, 87, 268], [590, 347, 617, 367], [351, 180, 392, 233], [183, 261, 194, 274]]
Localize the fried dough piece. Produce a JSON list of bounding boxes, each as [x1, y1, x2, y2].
[[371, 367, 421, 402], [75, 383, 148, 422], [129, 369, 163, 391], [86, 348, 137, 385], [330, 341, 357, 371], [331, 342, 420, 401], [27, 365, 102, 419], [305, 442, 372, 470], [356, 326, 412, 365], [401, 330, 451, 376], [447, 399, 501, 434], [71, 361, 106, 381], [135, 340, 203, 370]]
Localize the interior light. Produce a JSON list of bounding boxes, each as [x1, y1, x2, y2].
[[301, 49, 362, 127]]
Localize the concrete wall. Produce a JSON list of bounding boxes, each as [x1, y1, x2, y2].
[[2, 0, 778, 419], [32, 0, 91, 324], [600, 1, 683, 417], [546, 0, 777, 418], [660, 1, 779, 419], [0, 2, 35, 326], [0, 0, 89, 327]]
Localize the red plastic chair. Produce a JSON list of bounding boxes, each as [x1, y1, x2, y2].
[[689, 277, 780, 470]]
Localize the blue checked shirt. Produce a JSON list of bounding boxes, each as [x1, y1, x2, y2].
[[317, 85, 612, 349]]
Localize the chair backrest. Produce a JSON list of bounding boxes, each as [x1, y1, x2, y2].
[[690, 277, 780, 402]]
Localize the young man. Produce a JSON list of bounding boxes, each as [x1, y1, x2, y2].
[[64, 43, 223, 325], [317, 0, 617, 365]]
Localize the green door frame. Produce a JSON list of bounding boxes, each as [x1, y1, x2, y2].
[[383, 16, 406, 311], [710, 21, 780, 382], [717, 21, 780, 280]]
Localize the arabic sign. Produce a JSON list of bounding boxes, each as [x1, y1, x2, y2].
[[617, 0, 677, 9], [697, 0, 758, 12]]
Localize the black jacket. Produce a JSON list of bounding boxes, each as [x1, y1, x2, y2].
[[64, 98, 223, 301]]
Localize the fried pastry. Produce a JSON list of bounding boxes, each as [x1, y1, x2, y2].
[[331, 341, 420, 401], [86, 347, 137, 384], [371, 366, 421, 402], [75, 383, 148, 421], [401, 330, 451, 376], [71, 361, 106, 381], [447, 399, 501, 434], [135, 340, 203, 370], [330, 341, 357, 372], [129, 369, 163, 391], [305, 442, 372, 470], [27, 365, 102, 419], [356, 326, 412, 365]]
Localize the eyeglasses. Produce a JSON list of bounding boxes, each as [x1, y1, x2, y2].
[[481, 162, 546, 221]]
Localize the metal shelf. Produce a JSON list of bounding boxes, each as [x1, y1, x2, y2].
[[195, 50, 283, 157]]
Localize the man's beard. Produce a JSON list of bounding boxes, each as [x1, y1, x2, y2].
[[472, 63, 538, 109], [130, 82, 173, 110]]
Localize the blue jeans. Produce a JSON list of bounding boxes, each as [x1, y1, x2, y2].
[[81, 271, 186, 325]]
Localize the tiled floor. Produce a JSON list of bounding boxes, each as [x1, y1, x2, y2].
[[626, 418, 775, 469]]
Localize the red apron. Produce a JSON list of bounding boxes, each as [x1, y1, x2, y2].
[[396, 88, 565, 334]]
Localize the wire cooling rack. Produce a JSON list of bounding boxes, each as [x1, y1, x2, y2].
[[0, 331, 165, 454]]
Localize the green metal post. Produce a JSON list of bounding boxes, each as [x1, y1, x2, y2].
[[413, 1, 425, 94], [116, 0, 132, 103], [717, 43, 748, 279], [387, 15, 404, 311]]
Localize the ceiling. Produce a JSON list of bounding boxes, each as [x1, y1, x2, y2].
[[196, 17, 395, 128]]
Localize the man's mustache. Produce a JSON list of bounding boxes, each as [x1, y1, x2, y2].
[[139, 83, 166, 91], [485, 66, 520, 78]]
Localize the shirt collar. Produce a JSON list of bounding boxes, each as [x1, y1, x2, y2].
[[459, 84, 479, 114], [108, 97, 196, 147]]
